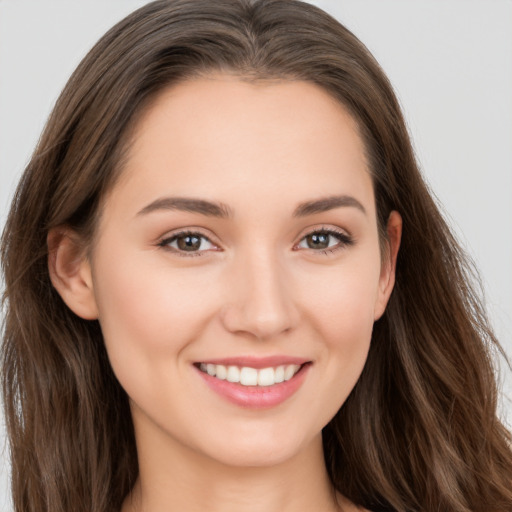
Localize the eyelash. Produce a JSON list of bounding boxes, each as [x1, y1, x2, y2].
[[296, 227, 354, 256], [157, 227, 354, 258], [157, 230, 217, 258]]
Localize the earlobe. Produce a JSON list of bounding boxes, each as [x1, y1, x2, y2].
[[47, 228, 99, 320], [374, 210, 402, 320]]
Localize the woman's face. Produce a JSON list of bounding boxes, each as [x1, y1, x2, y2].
[[68, 76, 399, 467]]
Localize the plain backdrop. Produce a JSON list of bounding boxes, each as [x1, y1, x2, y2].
[[0, 1, 511, 510]]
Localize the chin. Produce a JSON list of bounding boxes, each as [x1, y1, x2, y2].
[[196, 429, 316, 468], [209, 446, 296, 468]]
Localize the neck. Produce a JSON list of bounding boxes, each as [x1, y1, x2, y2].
[[122, 419, 350, 512]]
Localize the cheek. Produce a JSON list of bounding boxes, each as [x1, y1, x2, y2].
[[90, 244, 216, 386], [303, 253, 381, 340], [319, 279, 376, 377], [300, 251, 381, 397]]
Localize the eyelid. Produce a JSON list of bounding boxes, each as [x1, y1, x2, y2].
[[157, 225, 354, 257], [294, 225, 354, 253], [157, 229, 220, 257]]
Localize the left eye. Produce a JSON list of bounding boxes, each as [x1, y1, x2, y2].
[[161, 232, 215, 253], [297, 230, 351, 251]]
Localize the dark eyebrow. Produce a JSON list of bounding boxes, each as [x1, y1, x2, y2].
[[293, 195, 366, 217], [136, 197, 232, 218], [136, 194, 365, 219]]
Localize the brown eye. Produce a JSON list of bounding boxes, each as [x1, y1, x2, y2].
[[304, 233, 330, 249], [177, 234, 202, 251], [297, 229, 354, 253], [160, 232, 215, 254]]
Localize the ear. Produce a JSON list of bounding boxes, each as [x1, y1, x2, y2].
[[374, 210, 402, 320], [47, 227, 99, 320]]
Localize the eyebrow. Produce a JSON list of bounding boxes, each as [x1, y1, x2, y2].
[[136, 194, 366, 218], [136, 197, 232, 218], [292, 195, 366, 217]]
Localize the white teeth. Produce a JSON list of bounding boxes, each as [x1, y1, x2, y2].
[[240, 367, 258, 386], [284, 365, 296, 381], [257, 367, 275, 386], [258, 368, 275, 386], [215, 364, 227, 380], [198, 363, 302, 386], [226, 366, 240, 383]]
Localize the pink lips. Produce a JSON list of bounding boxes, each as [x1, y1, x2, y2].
[[193, 356, 312, 409]]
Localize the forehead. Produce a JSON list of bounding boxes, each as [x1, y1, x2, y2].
[[110, 75, 375, 219]]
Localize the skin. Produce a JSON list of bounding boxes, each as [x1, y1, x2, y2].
[[49, 75, 401, 512]]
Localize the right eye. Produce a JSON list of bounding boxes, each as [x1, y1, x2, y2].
[[158, 231, 217, 256]]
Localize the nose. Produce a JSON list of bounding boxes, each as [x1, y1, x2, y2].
[[220, 249, 300, 341]]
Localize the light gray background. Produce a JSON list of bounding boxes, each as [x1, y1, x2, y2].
[[1, 1, 511, 510]]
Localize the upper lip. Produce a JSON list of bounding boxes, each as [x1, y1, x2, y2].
[[195, 355, 311, 369]]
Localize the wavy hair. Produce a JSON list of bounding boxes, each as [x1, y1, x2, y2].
[[1, 1, 511, 511]]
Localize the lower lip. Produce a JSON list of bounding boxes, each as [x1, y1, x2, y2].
[[194, 363, 311, 409]]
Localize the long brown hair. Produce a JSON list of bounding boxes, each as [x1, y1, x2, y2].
[[1, 1, 511, 511]]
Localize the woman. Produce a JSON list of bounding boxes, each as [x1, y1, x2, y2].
[[1, 1, 511, 511]]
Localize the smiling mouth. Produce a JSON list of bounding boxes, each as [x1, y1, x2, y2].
[[194, 362, 310, 387]]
